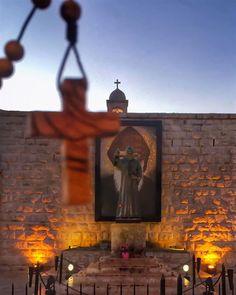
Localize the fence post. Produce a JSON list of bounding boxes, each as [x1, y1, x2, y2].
[[106, 283, 109, 295], [206, 277, 214, 294], [146, 283, 149, 295], [28, 267, 34, 288], [66, 282, 69, 295], [34, 263, 39, 295], [55, 256, 59, 271], [192, 255, 195, 295], [120, 283, 123, 295], [133, 284, 136, 295], [25, 283, 28, 295], [80, 283, 82, 295], [221, 264, 226, 295], [11, 282, 14, 295], [59, 252, 63, 284], [227, 269, 234, 295], [177, 274, 183, 295], [196, 257, 201, 273], [160, 274, 165, 295], [94, 283, 96, 295], [39, 282, 42, 295]]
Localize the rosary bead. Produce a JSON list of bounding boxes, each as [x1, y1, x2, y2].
[[0, 58, 14, 78], [5, 40, 24, 61], [32, 0, 51, 9], [60, 0, 81, 22]]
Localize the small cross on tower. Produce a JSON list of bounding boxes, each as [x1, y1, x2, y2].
[[114, 79, 121, 89]]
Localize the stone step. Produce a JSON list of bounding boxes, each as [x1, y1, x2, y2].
[[84, 269, 176, 277], [72, 271, 178, 290]]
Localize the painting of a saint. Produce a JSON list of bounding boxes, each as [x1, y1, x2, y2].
[[95, 120, 162, 222]]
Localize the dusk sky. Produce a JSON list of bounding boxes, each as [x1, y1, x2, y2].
[[0, 0, 235, 113]]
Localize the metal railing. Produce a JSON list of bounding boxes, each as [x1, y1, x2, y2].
[[9, 254, 235, 295]]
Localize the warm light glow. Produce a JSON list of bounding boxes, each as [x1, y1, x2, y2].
[[14, 224, 56, 264], [195, 243, 231, 266], [206, 264, 216, 275], [68, 276, 74, 287], [68, 263, 74, 272], [167, 246, 185, 251], [183, 264, 189, 272], [184, 277, 191, 287], [112, 107, 123, 113], [59, 223, 98, 248], [203, 252, 220, 265], [25, 247, 54, 264], [34, 252, 45, 264], [21, 242, 54, 264]]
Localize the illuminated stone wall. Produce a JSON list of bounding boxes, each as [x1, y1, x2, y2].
[[0, 110, 235, 269], [144, 114, 236, 266], [0, 111, 62, 268]]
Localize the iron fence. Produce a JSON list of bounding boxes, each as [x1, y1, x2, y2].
[[9, 255, 235, 295]]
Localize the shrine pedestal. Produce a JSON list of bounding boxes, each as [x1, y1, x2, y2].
[[111, 223, 146, 253]]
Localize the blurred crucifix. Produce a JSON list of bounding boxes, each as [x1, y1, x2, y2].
[[28, 79, 120, 205], [0, 0, 120, 205]]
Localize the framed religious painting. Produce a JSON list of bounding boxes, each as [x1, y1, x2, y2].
[[95, 119, 162, 222]]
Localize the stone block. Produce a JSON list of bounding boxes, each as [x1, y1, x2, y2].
[[111, 223, 146, 253]]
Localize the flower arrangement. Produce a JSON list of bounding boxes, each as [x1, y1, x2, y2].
[[119, 243, 145, 259], [120, 243, 129, 259]]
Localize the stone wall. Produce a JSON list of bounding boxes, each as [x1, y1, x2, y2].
[[0, 110, 235, 269]]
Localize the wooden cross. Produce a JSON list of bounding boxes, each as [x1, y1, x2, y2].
[[114, 79, 121, 89], [27, 78, 120, 205]]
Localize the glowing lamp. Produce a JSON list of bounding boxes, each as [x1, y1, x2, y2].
[[67, 263, 74, 272], [184, 277, 191, 287], [183, 264, 189, 272], [68, 276, 74, 287], [207, 264, 216, 275]]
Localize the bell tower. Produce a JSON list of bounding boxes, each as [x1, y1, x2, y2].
[[106, 79, 128, 114]]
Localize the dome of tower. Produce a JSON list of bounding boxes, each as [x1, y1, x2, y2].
[[109, 88, 126, 101]]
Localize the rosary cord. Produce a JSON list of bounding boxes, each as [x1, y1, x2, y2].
[[73, 45, 87, 86], [57, 21, 88, 90], [57, 44, 72, 90], [17, 6, 37, 42]]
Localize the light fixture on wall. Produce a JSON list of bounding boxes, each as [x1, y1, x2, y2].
[[206, 264, 216, 275], [183, 264, 190, 273], [67, 263, 74, 272], [65, 262, 75, 280], [182, 264, 191, 286]]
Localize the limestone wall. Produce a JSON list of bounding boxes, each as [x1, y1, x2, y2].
[[0, 110, 235, 269]]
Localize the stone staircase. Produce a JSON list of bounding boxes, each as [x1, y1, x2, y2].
[[63, 248, 207, 294], [71, 255, 178, 294]]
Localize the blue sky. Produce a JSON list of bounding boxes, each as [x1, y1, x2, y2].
[[0, 0, 235, 113]]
